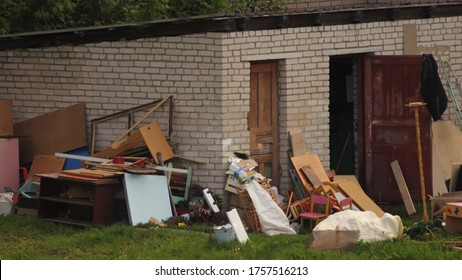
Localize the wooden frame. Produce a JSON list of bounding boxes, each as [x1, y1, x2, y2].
[[90, 96, 173, 155]]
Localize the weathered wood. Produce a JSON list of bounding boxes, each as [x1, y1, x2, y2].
[[301, 164, 322, 187], [390, 160, 416, 215]]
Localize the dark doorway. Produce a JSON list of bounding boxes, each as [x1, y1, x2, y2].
[[329, 57, 355, 175]]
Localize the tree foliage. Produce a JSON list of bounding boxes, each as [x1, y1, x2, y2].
[[0, 0, 287, 35]]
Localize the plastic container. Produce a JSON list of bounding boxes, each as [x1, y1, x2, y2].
[[213, 224, 236, 244]]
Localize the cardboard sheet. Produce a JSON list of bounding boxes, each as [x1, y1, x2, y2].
[[139, 122, 174, 164], [334, 175, 385, 218], [431, 121, 462, 181], [289, 130, 307, 156], [123, 173, 173, 225], [13, 103, 86, 163]]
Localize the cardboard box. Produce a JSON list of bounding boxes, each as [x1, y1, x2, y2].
[[445, 202, 462, 233]]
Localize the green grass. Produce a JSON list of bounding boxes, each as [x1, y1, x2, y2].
[[0, 204, 461, 260]]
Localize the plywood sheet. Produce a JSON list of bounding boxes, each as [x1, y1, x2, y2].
[[0, 100, 13, 136], [27, 155, 66, 182], [290, 154, 330, 194], [432, 121, 462, 181], [123, 173, 173, 225], [139, 122, 174, 164], [390, 160, 416, 215], [289, 130, 307, 157], [432, 140, 448, 196], [14, 103, 86, 163], [334, 175, 385, 218]]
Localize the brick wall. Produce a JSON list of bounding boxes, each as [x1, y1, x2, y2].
[[1, 16, 461, 196]]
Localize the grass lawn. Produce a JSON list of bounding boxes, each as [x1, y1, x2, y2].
[[0, 204, 461, 260]]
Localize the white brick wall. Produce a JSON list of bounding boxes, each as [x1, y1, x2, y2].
[[1, 16, 462, 196]]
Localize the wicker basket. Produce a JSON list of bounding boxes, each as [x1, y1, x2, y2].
[[236, 181, 277, 233]]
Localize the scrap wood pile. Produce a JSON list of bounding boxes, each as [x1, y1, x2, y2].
[[3, 96, 231, 230]]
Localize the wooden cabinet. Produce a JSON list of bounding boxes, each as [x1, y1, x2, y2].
[[38, 173, 122, 226]]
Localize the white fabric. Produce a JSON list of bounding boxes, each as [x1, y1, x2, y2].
[[245, 180, 296, 236], [313, 210, 403, 242]]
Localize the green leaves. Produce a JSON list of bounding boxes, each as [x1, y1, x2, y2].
[[0, 0, 288, 35]]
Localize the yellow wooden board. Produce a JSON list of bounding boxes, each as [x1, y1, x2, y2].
[[27, 155, 66, 182], [334, 175, 385, 218], [290, 154, 330, 194], [139, 121, 174, 164], [93, 130, 144, 158]]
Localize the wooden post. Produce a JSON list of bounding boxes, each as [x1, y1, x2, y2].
[[406, 102, 429, 222]]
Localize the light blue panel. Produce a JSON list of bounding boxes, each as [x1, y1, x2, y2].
[[123, 173, 173, 225]]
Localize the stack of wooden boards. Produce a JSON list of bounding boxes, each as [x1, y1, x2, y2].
[[287, 129, 384, 219]]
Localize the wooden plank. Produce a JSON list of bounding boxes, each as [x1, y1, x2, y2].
[[92, 130, 144, 158], [289, 130, 307, 156], [27, 155, 66, 182], [403, 24, 417, 55], [390, 160, 416, 215], [301, 164, 322, 187], [0, 100, 13, 136], [139, 122, 174, 164], [14, 103, 86, 163], [334, 175, 385, 218], [290, 154, 330, 195]]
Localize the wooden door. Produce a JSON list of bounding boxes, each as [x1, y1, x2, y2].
[[249, 62, 279, 187], [361, 56, 432, 202]]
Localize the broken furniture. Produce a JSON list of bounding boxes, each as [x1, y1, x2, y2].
[[38, 173, 123, 226], [90, 96, 173, 157], [338, 197, 353, 211], [298, 195, 331, 230]]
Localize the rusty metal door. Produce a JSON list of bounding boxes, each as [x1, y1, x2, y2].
[[361, 55, 432, 202], [249, 62, 279, 187]]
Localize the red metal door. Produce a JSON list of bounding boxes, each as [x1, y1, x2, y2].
[[361, 55, 432, 202]]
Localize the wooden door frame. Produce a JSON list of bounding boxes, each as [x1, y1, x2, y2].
[[249, 61, 280, 187]]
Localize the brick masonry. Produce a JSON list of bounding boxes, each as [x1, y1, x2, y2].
[[1, 16, 461, 196]]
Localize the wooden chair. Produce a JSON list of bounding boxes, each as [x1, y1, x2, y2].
[[289, 197, 311, 221], [338, 197, 353, 211], [299, 195, 331, 230]]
